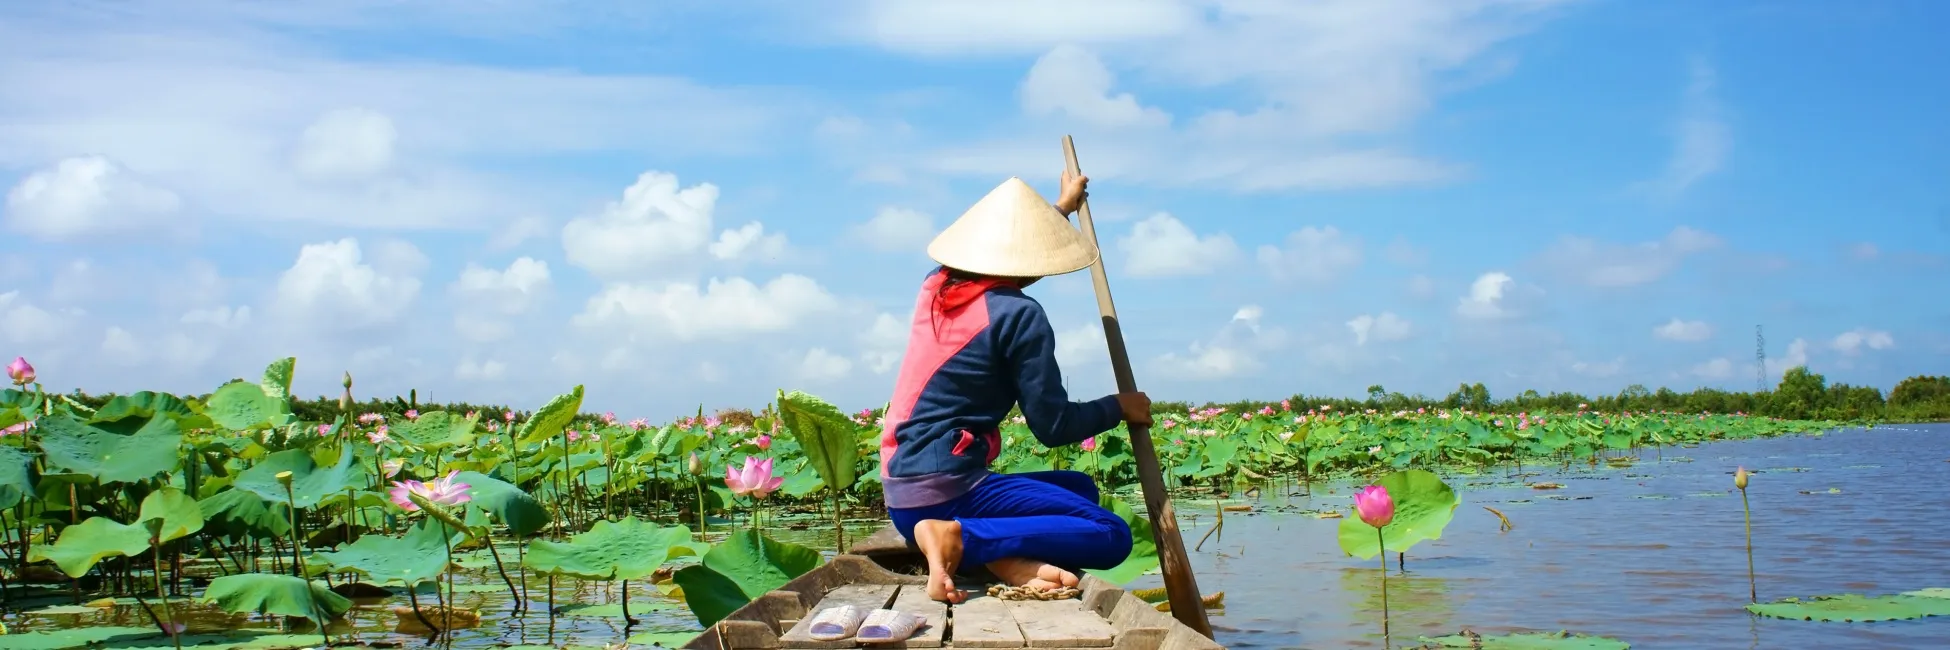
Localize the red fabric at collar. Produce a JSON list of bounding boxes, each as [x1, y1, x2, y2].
[[934, 275, 1020, 319]]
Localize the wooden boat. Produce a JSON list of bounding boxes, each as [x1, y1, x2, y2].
[[680, 527, 1225, 650]]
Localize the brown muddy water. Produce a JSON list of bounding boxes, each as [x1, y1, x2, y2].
[[3, 424, 1947, 649]]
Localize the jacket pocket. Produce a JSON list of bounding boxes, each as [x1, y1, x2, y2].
[[950, 429, 975, 456]]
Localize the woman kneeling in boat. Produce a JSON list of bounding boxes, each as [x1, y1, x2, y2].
[[878, 172, 1152, 603]]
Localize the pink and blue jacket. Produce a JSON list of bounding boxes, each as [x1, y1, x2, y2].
[[878, 267, 1124, 509]]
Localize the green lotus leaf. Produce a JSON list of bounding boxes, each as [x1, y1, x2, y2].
[[627, 630, 702, 648], [89, 391, 203, 434], [1902, 588, 1950, 599], [200, 488, 292, 540], [523, 516, 694, 581], [1337, 469, 1461, 559], [391, 411, 478, 450], [205, 380, 290, 431], [1748, 593, 1950, 622], [36, 413, 182, 484], [234, 448, 363, 509], [776, 390, 859, 493], [0, 445, 33, 510], [673, 528, 822, 627], [27, 516, 154, 578], [310, 519, 460, 587], [136, 486, 205, 543], [1419, 630, 1631, 649], [452, 470, 549, 537], [518, 385, 584, 446], [260, 357, 296, 402], [0, 626, 159, 650], [1085, 494, 1159, 585], [200, 573, 351, 625], [556, 602, 681, 618]]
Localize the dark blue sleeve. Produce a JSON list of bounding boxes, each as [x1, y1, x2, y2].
[[995, 297, 1123, 448]]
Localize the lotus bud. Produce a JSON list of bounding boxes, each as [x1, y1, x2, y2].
[[1734, 466, 1750, 490], [342, 371, 353, 389], [6, 356, 33, 386], [688, 452, 703, 475]]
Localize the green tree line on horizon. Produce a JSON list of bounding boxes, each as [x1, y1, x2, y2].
[[42, 365, 1950, 428]]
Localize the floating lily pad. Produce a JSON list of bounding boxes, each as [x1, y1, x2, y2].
[[1903, 588, 1950, 599], [1419, 630, 1630, 649], [22, 604, 104, 616], [0, 626, 158, 650], [628, 629, 704, 648], [1747, 593, 1950, 622], [523, 516, 695, 581], [1632, 495, 1672, 500]]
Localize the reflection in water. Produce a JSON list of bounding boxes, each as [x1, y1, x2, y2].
[[1122, 424, 1950, 649]]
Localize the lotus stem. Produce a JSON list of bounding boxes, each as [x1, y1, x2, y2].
[[278, 472, 305, 578], [484, 528, 523, 612], [151, 543, 182, 650], [1377, 528, 1390, 644], [694, 481, 707, 541], [406, 582, 441, 637], [1741, 486, 1756, 604], [620, 579, 637, 627], [830, 491, 845, 554]]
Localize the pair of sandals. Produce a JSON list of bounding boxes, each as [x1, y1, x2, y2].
[[807, 605, 927, 643]]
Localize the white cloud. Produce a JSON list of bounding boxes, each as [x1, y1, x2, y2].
[[1258, 226, 1362, 285], [4, 156, 182, 240], [1119, 213, 1238, 277], [1691, 357, 1734, 380], [859, 312, 910, 374], [1764, 338, 1811, 380], [1054, 323, 1108, 370], [1638, 60, 1728, 198], [1831, 328, 1894, 355], [1153, 304, 1283, 380], [1020, 45, 1170, 129], [292, 108, 397, 179], [796, 348, 854, 383], [709, 222, 789, 262], [269, 238, 423, 331], [560, 171, 722, 279], [573, 274, 839, 342], [455, 358, 507, 381], [1538, 226, 1722, 288], [1347, 312, 1412, 346], [1845, 242, 1879, 262], [487, 216, 552, 251], [1406, 274, 1437, 300], [100, 326, 143, 364], [1653, 318, 1713, 342], [853, 207, 936, 252], [452, 257, 551, 323], [182, 306, 252, 329], [1456, 272, 1514, 319]]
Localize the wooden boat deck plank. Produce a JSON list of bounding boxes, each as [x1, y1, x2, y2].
[[779, 584, 901, 649], [883, 584, 949, 648], [943, 595, 1026, 648], [1005, 600, 1116, 648]]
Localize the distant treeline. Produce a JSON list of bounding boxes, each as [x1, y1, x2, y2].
[[52, 365, 1950, 427]]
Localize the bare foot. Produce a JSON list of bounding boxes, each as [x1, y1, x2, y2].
[[986, 557, 1079, 591], [913, 520, 966, 603]]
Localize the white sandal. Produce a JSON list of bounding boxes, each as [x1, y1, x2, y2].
[[807, 604, 869, 641], [856, 608, 927, 644]]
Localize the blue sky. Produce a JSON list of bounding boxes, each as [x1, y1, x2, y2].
[[1, 0, 1944, 420]]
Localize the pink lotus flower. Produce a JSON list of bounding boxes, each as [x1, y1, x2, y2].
[[358, 412, 385, 425], [369, 426, 389, 444], [1259, 406, 1275, 416], [1, 421, 31, 437], [754, 434, 772, 450], [6, 357, 33, 385], [1353, 485, 1394, 528], [1081, 436, 1097, 452], [389, 470, 471, 511], [504, 410, 516, 422], [316, 424, 332, 436], [567, 430, 581, 442], [404, 409, 419, 420], [725, 457, 783, 499], [1280, 399, 1292, 412], [381, 458, 404, 478]]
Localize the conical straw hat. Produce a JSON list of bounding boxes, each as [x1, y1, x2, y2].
[[927, 177, 1100, 278]]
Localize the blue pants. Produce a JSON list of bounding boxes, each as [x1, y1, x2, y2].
[[888, 470, 1133, 571]]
